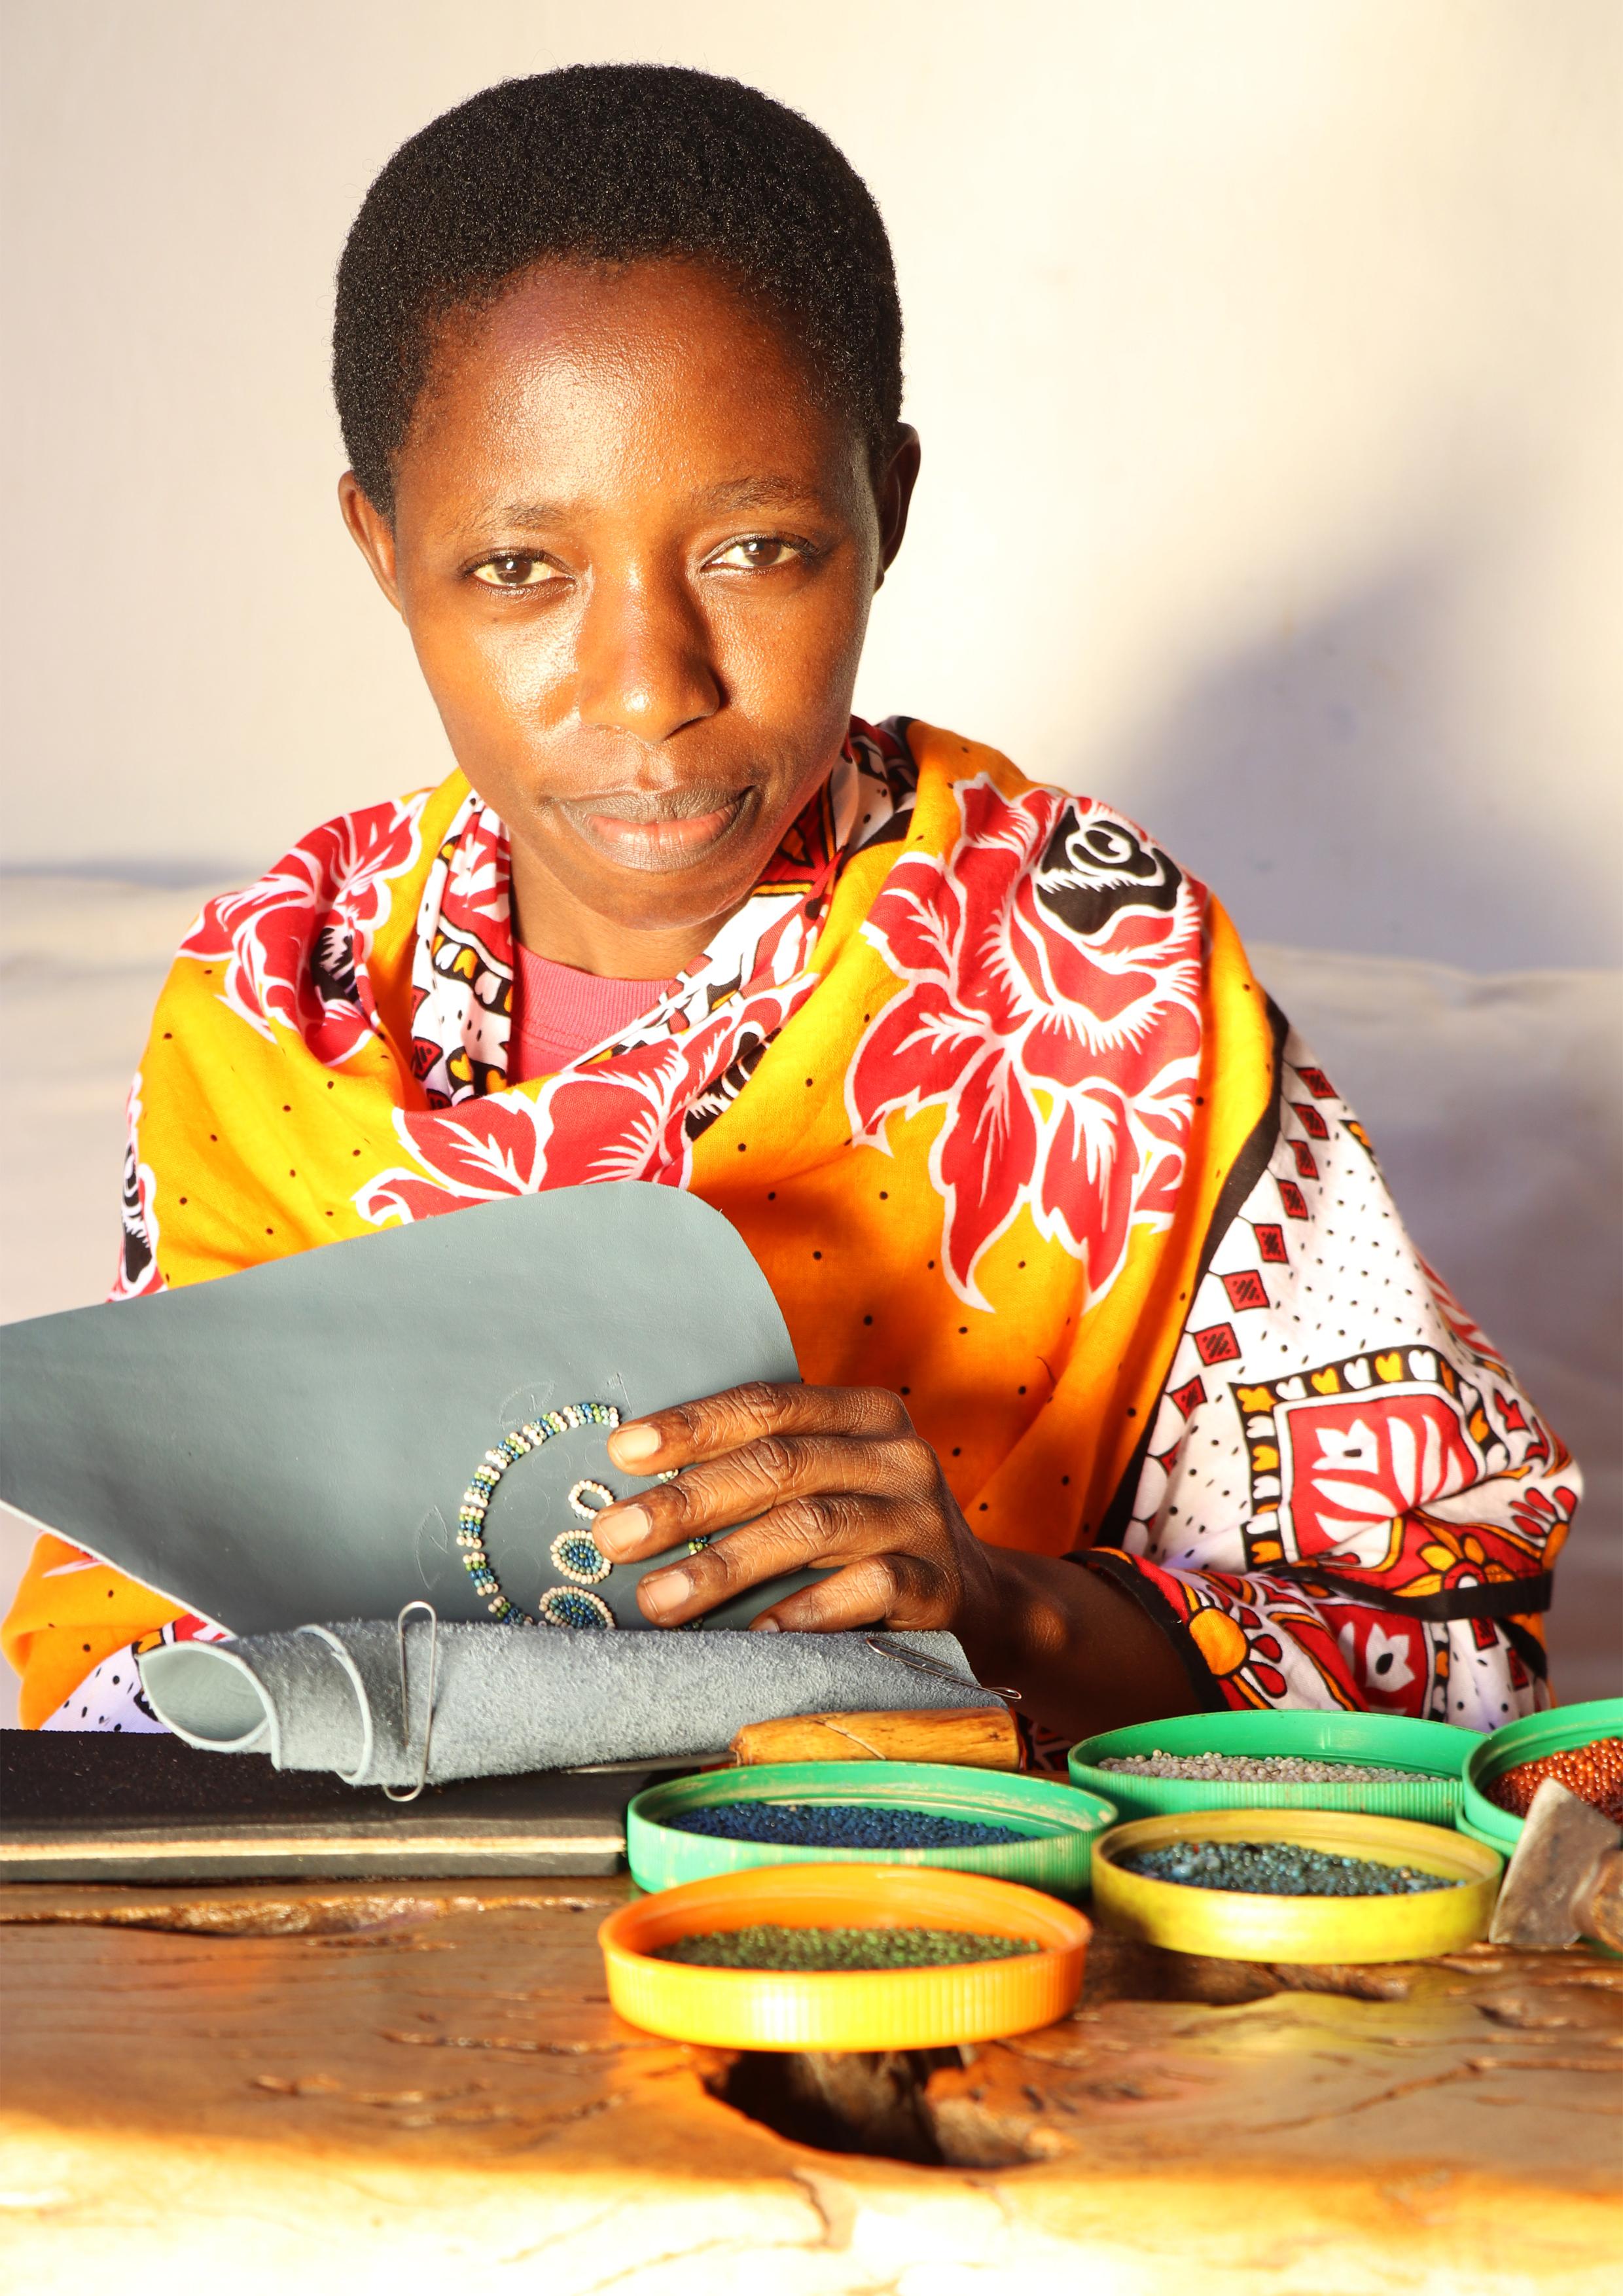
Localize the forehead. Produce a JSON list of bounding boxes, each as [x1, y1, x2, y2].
[[400, 260, 859, 520]]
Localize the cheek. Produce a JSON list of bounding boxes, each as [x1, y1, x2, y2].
[[408, 595, 578, 750], [709, 565, 874, 713]]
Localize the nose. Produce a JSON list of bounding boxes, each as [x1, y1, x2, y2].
[[575, 562, 722, 744]]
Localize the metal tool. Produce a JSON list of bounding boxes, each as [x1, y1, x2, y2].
[[863, 1634, 1021, 1704], [1488, 1777, 1623, 1950], [383, 1599, 439, 1804]]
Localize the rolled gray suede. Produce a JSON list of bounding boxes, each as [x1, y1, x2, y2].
[[139, 1624, 989, 1789]]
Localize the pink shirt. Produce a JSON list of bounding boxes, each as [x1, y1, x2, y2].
[[508, 944, 671, 1082]]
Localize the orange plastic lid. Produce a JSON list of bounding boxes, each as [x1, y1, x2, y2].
[[599, 1862, 1090, 2051]]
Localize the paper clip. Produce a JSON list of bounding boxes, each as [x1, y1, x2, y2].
[[863, 1633, 1022, 1704], [384, 1599, 439, 1804]]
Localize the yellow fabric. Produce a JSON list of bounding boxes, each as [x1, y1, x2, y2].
[[3, 725, 1275, 1723], [3, 1535, 183, 1729]]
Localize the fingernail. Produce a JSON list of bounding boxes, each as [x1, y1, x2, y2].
[[641, 1568, 690, 1619], [609, 1424, 662, 1465], [593, 1502, 648, 1554], [752, 1617, 781, 1634]]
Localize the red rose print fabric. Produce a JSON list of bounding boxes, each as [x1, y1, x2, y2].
[[10, 718, 1576, 1735], [847, 779, 1202, 1308]]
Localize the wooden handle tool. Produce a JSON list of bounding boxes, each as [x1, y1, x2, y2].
[[728, 1705, 1024, 1771]]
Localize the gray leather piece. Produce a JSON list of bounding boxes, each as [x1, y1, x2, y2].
[[139, 1626, 987, 1788], [0, 1186, 831, 1635]]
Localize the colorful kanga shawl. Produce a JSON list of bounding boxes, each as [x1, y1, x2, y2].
[[3, 721, 1575, 1736]]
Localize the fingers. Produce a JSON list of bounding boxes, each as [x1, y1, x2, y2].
[[749, 1551, 949, 1635], [591, 1381, 965, 1639], [606, 1381, 912, 1474], [630, 1493, 936, 1625], [594, 1425, 944, 1564]]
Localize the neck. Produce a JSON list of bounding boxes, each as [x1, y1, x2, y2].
[[507, 846, 741, 980]]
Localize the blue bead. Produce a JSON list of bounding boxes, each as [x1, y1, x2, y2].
[[667, 1803, 1024, 1851]]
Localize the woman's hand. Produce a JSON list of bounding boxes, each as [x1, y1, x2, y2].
[[591, 1377, 1196, 1737], [592, 1380, 1001, 1639]]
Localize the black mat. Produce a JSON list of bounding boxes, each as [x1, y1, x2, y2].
[[0, 1730, 695, 1884]]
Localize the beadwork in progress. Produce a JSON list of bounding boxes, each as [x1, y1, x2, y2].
[[1117, 1841, 1452, 1897], [652, 1925, 1041, 1970], [1097, 1753, 1431, 1785], [538, 1585, 616, 1630], [668, 1803, 1026, 1850], [550, 1528, 613, 1585], [457, 1401, 622, 1625], [1488, 1738, 1623, 1823]]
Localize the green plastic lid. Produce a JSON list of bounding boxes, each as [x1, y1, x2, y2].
[[1459, 1696, 1623, 1854], [626, 1761, 1116, 1899], [1068, 1710, 1476, 1824]]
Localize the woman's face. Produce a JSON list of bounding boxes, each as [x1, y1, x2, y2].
[[342, 261, 918, 962]]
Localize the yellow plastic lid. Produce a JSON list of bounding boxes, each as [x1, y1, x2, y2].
[[1092, 1808, 1502, 1963], [599, 1861, 1090, 2050]]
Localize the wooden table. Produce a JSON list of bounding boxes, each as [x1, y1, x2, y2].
[[2, 1876, 1618, 2293]]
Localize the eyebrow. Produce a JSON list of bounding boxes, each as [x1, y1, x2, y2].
[[461, 476, 825, 538], [481, 501, 563, 527], [694, 476, 825, 514]]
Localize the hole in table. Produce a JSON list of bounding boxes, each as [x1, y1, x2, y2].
[[706, 2047, 1050, 2168]]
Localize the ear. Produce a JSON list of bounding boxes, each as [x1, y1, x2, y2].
[[338, 472, 404, 613], [874, 425, 921, 588]]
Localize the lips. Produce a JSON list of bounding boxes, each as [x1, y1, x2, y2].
[[559, 786, 752, 872]]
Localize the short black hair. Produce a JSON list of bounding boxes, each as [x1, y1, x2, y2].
[[333, 64, 903, 516]]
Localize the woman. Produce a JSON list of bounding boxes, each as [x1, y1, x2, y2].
[[3, 66, 1575, 1749]]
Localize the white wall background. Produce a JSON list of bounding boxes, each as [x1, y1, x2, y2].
[[1, 1, 1617, 1718], [2, 0, 1618, 965]]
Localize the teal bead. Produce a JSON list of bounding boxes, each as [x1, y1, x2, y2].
[[452, 1404, 626, 1628]]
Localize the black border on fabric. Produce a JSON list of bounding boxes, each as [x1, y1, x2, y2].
[[1075, 973, 1557, 1655], [1080, 1548, 1228, 1713], [1500, 1617, 1551, 1681], [1088, 990, 1291, 1554], [1078, 1549, 1550, 1702], [850, 810, 913, 856], [849, 714, 920, 855], [1273, 1566, 1555, 1623]]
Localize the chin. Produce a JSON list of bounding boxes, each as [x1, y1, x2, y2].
[[592, 865, 757, 932]]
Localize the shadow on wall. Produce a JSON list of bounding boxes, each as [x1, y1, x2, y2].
[[1086, 560, 1621, 1697], [1103, 561, 1617, 973], [1253, 942, 1621, 1706]]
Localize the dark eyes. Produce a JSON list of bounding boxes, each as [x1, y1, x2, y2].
[[705, 537, 802, 571], [468, 536, 807, 592], [470, 554, 559, 590]]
